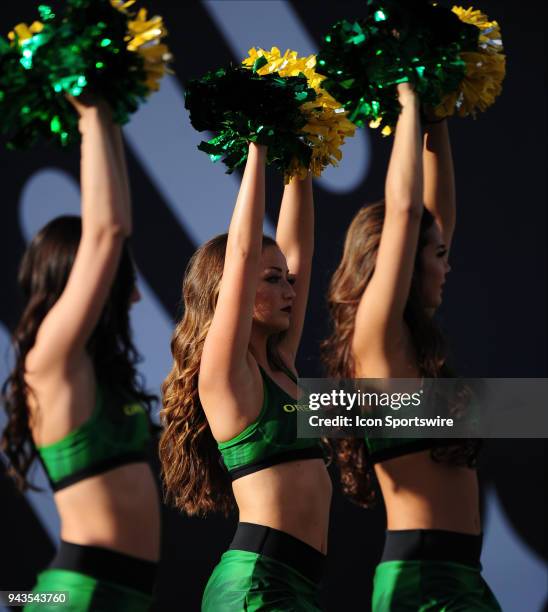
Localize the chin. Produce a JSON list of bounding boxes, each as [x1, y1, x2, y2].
[[275, 320, 291, 333], [261, 318, 290, 334]]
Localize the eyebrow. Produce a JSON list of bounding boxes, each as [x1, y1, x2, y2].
[[264, 266, 291, 274]]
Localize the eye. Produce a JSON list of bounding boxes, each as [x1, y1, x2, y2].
[[436, 248, 448, 258], [265, 275, 281, 284], [287, 276, 296, 286]]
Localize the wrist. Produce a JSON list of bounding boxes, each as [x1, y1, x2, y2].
[[249, 142, 267, 159], [398, 93, 419, 109]]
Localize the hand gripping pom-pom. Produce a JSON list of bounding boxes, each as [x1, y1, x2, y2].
[[243, 47, 356, 182], [317, 0, 482, 136], [185, 47, 355, 183], [0, 0, 171, 149]]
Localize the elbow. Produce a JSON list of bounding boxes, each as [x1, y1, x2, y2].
[[100, 223, 129, 241], [386, 195, 423, 219], [86, 223, 128, 248], [227, 234, 261, 263]]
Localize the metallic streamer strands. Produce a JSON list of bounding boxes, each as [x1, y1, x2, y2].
[[317, 0, 503, 136], [186, 47, 356, 183], [0, 0, 171, 149]]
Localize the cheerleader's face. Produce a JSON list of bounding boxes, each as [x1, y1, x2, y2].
[[419, 223, 451, 309], [253, 245, 296, 333]]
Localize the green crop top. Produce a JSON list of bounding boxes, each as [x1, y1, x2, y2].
[[36, 384, 151, 491], [218, 366, 324, 480], [365, 437, 455, 463], [365, 381, 479, 463]]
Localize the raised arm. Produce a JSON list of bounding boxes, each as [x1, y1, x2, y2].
[[199, 144, 266, 432], [275, 173, 313, 365], [27, 98, 130, 374], [353, 83, 423, 356], [422, 119, 456, 248]]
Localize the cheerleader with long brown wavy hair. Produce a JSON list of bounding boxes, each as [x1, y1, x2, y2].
[[323, 83, 501, 610], [160, 143, 330, 610], [2, 96, 160, 611]]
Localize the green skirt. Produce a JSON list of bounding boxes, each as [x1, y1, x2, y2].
[[23, 540, 156, 612], [23, 568, 153, 612], [372, 560, 502, 612], [202, 550, 321, 612], [202, 522, 325, 612]]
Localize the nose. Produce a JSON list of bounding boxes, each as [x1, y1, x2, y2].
[[284, 279, 296, 299]]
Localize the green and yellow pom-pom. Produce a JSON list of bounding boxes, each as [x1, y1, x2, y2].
[[0, 0, 171, 150], [243, 47, 355, 182], [186, 47, 355, 183], [317, 1, 474, 137], [435, 6, 505, 118]]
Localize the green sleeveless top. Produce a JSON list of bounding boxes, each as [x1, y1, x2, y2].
[[365, 380, 479, 463], [365, 437, 449, 463], [218, 366, 324, 480], [36, 384, 151, 491]]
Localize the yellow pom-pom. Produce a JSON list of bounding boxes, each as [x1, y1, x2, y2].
[[110, 0, 172, 93], [435, 6, 505, 118], [243, 47, 356, 183]]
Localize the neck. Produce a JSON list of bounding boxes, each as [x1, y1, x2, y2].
[[249, 325, 270, 368]]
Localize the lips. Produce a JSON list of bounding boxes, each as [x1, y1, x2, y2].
[[281, 306, 292, 313]]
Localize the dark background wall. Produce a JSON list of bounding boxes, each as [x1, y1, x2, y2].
[[0, 1, 546, 611]]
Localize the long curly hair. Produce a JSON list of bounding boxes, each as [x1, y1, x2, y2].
[[322, 201, 479, 507], [2, 216, 154, 491], [160, 233, 284, 517]]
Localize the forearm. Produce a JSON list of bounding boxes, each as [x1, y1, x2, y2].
[[110, 125, 132, 235], [385, 93, 423, 213], [276, 173, 314, 272], [226, 143, 266, 261], [423, 120, 456, 244], [79, 108, 130, 237]]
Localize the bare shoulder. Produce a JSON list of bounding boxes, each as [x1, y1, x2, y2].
[[198, 351, 264, 443]]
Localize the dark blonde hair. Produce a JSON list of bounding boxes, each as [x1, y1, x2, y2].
[[322, 201, 478, 507], [160, 233, 285, 516]]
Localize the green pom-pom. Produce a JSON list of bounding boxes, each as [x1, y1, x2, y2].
[[185, 65, 316, 175], [0, 0, 167, 149], [317, 0, 478, 131]]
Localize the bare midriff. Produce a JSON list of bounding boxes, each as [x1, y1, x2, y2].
[[375, 450, 480, 534], [233, 458, 332, 553], [54, 462, 161, 561]]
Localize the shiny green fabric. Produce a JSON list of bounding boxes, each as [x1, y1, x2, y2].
[[36, 384, 150, 486], [372, 560, 502, 611], [202, 550, 321, 612], [218, 367, 322, 474], [23, 568, 152, 612]]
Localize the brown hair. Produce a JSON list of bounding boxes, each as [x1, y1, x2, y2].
[[160, 233, 284, 516], [2, 216, 154, 491], [322, 201, 478, 507]]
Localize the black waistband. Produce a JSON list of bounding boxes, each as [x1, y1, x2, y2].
[[229, 522, 326, 584], [49, 451, 149, 491], [381, 529, 483, 567], [50, 541, 158, 594], [227, 446, 325, 480]]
